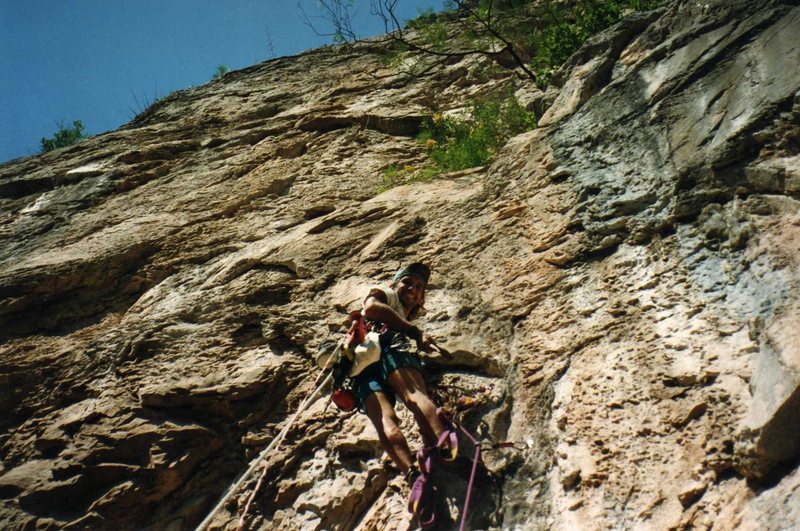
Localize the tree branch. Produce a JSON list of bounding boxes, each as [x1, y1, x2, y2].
[[305, 0, 537, 81]]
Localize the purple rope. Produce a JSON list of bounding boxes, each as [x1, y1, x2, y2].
[[457, 422, 481, 531]]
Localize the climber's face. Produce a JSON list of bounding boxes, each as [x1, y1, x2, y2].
[[395, 275, 425, 313]]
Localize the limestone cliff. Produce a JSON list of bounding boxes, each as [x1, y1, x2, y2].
[[1, 0, 799, 529]]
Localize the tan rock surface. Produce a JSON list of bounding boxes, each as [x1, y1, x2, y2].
[[2, 0, 799, 529]]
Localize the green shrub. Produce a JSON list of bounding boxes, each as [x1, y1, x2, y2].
[[376, 92, 535, 193], [379, 41, 410, 67], [417, 91, 536, 173], [212, 65, 229, 80], [532, 0, 664, 87], [378, 164, 404, 192], [40, 120, 87, 153], [405, 8, 438, 30], [418, 18, 450, 52]]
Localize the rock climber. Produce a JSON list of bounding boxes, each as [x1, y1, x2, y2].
[[352, 262, 448, 483]]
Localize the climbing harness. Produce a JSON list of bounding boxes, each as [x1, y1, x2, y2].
[[345, 311, 383, 377], [198, 309, 382, 530], [196, 307, 505, 530], [316, 311, 369, 412]]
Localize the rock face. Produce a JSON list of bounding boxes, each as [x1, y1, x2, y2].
[[1, 0, 799, 529]]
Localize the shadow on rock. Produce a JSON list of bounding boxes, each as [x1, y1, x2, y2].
[[424, 455, 502, 530]]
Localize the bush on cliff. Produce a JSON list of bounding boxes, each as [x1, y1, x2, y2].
[[418, 91, 536, 172], [378, 91, 535, 192], [212, 65, 229, 80], [40, 120, 87, 153], [313, 1, 664, 85], [531, 0, 665, 86]]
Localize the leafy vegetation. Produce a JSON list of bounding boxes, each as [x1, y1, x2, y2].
[[310, 1, 665, 85], [409, 1, 666, 85], [404, 7, 438, 31], [371, 0, 668, 193], [531, 0, 664, 86], [377, 91, 535, 192], [40, 120, 87, 153], [212, 65, 229, 80], [418, 91, 536, 172], [405, 8, 450, 52]]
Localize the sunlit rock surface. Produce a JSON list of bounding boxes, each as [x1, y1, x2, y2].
[[1, 0, 799, 529]]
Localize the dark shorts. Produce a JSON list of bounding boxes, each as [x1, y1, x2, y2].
[[352, 331, 422, 409]]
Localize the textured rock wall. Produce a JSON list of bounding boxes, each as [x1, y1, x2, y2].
[[1, 0, 799, 529]]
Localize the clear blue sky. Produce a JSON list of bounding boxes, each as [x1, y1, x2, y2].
[[0, 1, 443, 164]]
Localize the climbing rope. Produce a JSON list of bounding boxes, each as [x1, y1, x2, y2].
[[410, 403, 522, 531], [454, 415, 480, 531], [196, 336, 518, 530], [195, 344, 341, 531], [448, 400, 524, 531]]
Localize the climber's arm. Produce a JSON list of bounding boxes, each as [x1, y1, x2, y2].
[[363, 289, 433, 351]]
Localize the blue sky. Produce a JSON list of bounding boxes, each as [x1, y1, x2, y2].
[[0, 1, 443, 164]]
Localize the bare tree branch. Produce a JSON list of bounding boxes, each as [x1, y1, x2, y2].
[[451, 0, 537, 79], [372, 0, 536, 80], [303, 0, 537, 81], [297, 1, 359, 45]]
